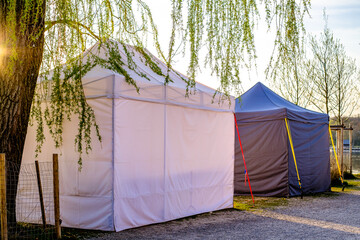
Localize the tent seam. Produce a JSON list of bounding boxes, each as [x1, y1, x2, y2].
[[111, 74, 115, 230], [86, 94, 233, 113], [163, 85, 167, 222]]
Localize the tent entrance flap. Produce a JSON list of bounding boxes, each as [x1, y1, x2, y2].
[[285, 118, 302, 191]]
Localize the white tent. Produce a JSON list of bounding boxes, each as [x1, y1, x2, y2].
[[19, 41, 235, 231]]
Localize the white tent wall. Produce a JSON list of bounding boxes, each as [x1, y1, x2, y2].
[[113, 100, 234, 231], [59, 99, 114, 230], [113, 99, 165, 230], [20, 95, 234, 231], [163, 105, 234, 220]]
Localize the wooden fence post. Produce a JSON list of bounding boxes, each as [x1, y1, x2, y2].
[[336, 130, 340, 158], [336, 130, 340, 173], [35, 160, 46, 229], [340, 127, 344, 178], [349, 126, 353, 174], [53, 154, 61, 239], [0, 154, 8, 240]]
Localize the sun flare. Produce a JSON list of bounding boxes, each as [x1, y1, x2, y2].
[[0, 46, 6, 58]]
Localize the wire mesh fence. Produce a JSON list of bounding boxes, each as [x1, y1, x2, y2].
[[15, 161, 56, 239], [0, 154, 60, 240]]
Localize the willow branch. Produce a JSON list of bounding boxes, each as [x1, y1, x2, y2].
[[44, 20, 101, 41]]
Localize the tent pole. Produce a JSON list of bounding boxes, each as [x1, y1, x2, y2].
[[234, 113, 255, 205]]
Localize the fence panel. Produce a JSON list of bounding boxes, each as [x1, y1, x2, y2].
[[1, 159, 58, 239]]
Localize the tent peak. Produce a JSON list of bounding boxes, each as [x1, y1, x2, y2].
[[235, 82, 328, 123]]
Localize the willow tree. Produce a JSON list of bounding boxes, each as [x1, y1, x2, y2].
[[0, 0, 310, 225], [266, 0, 310, 107]]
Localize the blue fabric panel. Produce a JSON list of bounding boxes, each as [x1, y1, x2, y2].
[[288, 120, 331, 196]]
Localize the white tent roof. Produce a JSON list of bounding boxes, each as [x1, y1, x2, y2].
[[76, 41, 234, 112]]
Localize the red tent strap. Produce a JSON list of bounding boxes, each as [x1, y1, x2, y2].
[[234, 113, 255, 205], [244, 170, 247, 186]]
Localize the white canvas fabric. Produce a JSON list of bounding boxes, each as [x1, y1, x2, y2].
[[19, 41, 235, 231], [113, 100, 234, 231]]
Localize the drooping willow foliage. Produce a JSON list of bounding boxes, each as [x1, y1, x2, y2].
[[3, 0, 311, 167], [265, 0, 311, 83], [168, 0, 311, 98]]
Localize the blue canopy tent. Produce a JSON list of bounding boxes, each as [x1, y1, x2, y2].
[[234, 82, 330, 196]]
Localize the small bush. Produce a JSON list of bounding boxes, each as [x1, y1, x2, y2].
[[329, 154, 352, 185], [344, 171, 357, 179], [329, 153, 357, 187], [330, 155, 342, 182]]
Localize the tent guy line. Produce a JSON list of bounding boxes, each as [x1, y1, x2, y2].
[[234, 113, 255, 205], [284, 117, 302, 198]]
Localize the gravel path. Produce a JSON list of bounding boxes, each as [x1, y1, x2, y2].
[[89, 191, 360, 240]]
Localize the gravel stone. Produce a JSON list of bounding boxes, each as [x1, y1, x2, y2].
[[89, 192, 360, 240]]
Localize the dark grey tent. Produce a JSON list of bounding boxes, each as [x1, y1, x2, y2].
[[235, 82, 330, 197]]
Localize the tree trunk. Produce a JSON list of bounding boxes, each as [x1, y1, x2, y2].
[[0, 0, 46, 228]]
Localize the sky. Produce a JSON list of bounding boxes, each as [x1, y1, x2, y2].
[[145, 0, 360, 94]]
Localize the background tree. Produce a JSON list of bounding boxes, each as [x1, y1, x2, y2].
[[347, 116, 360, 146], [306, 11, 358, 120], [0, 0, 311, 226], [307, 13, 337, 115], [269, 42, 313, 107], [332, 43, 357, 124]]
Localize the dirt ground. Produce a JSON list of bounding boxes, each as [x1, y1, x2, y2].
[[87, 182, 360, 240]]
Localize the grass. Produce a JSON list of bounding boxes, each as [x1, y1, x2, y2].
[[234, 174, 360, 212], [233, 195, 288, 211], [233, 189, 343, 212]]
